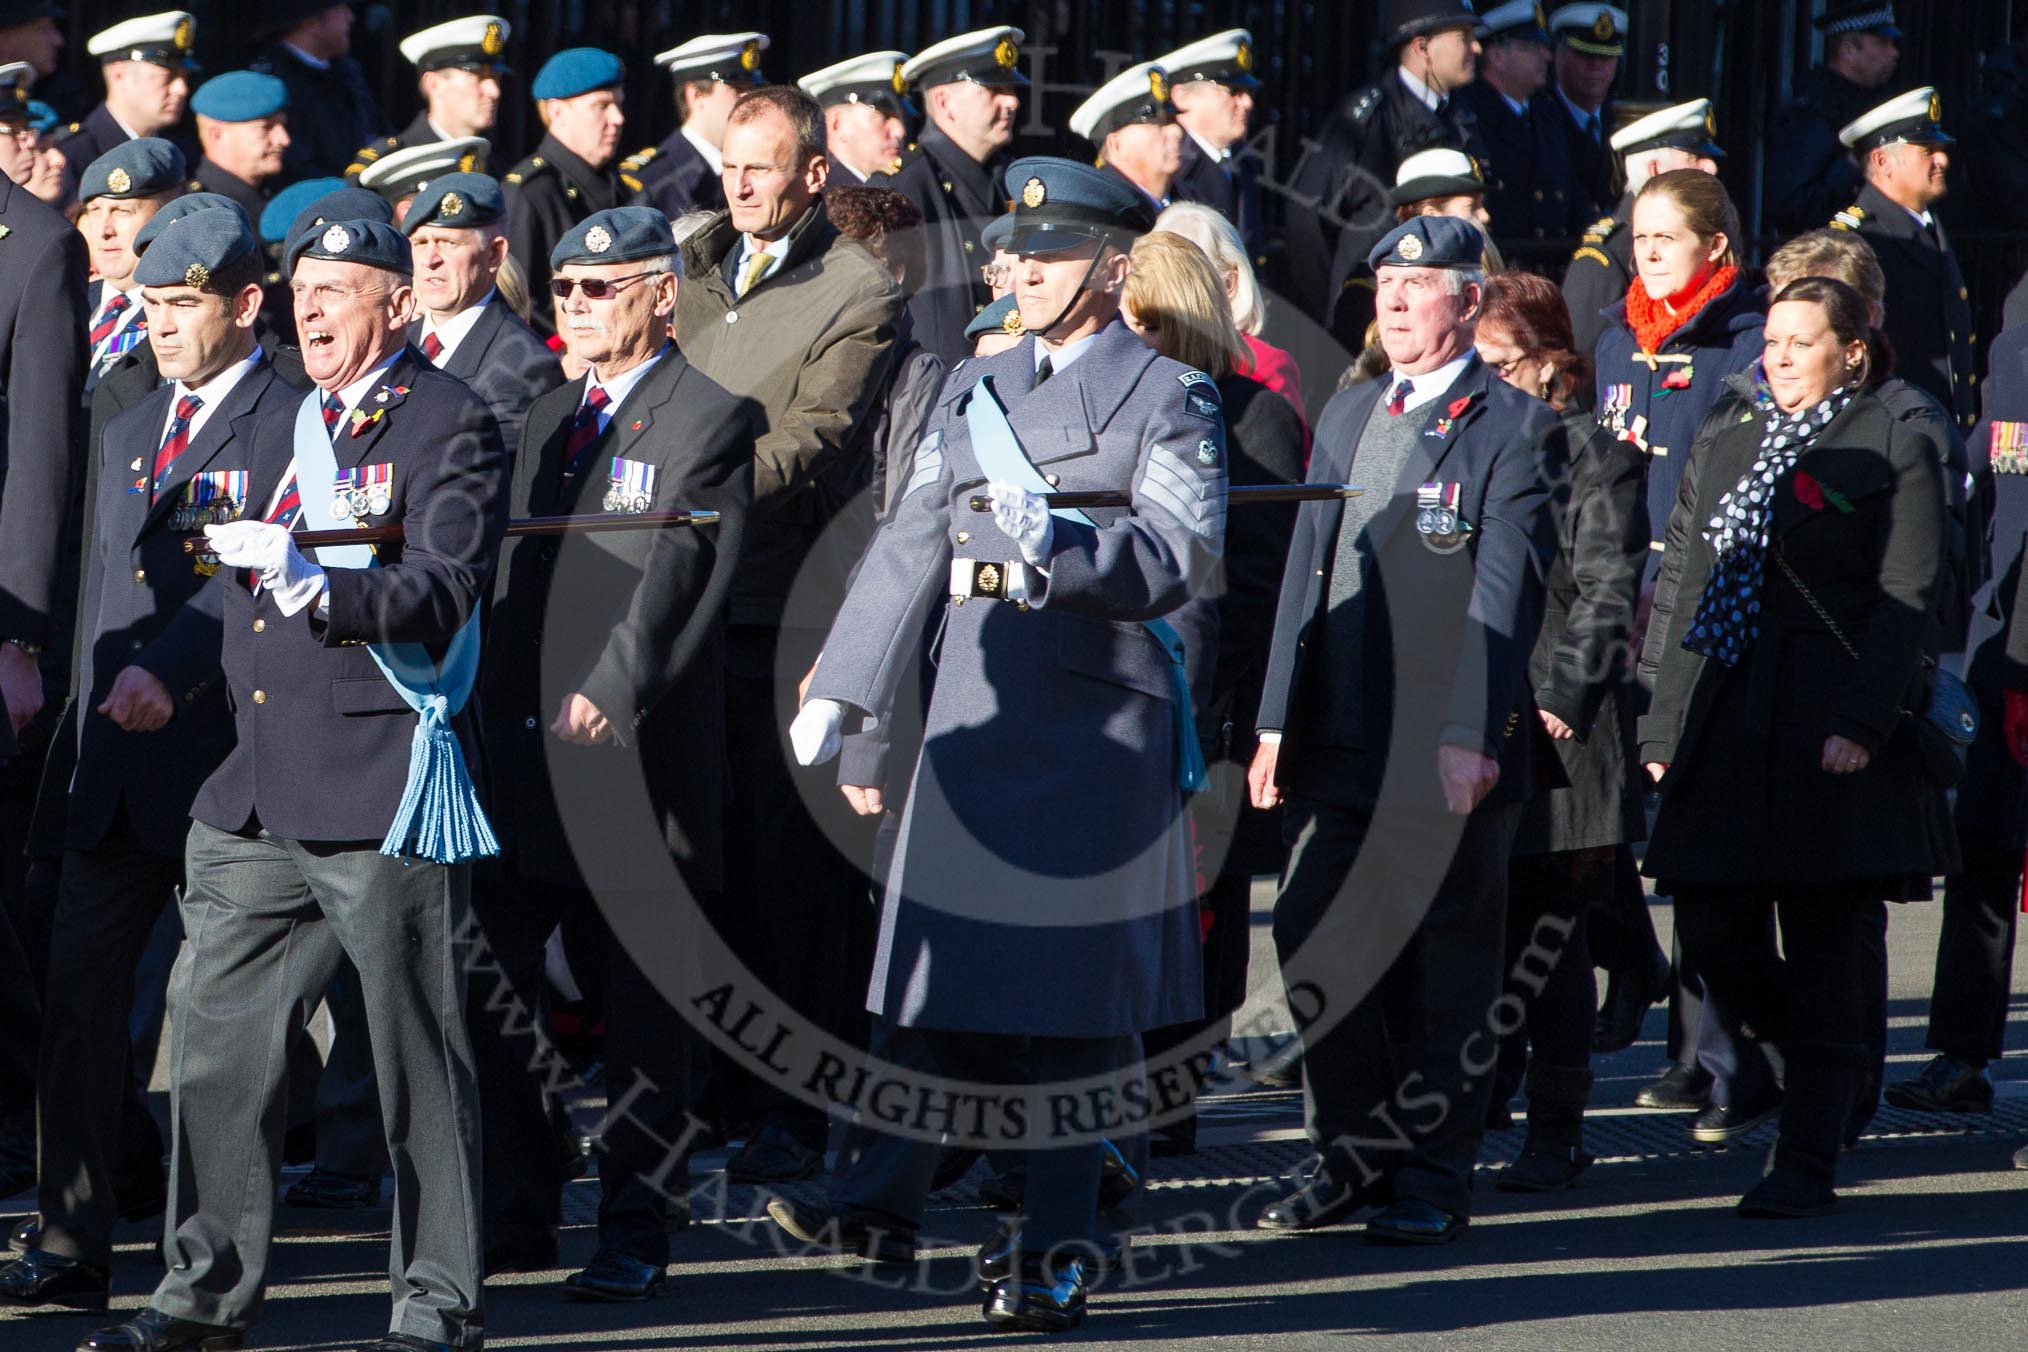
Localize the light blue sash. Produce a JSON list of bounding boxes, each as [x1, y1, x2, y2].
[[963, 375, 1205, 792], [291, 391, 498, 863]]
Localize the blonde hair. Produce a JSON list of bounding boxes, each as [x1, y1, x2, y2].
[[1153, 200, 1265, 336], [1124, 231, 1249, 379], [1764, 228, 1886, 304]]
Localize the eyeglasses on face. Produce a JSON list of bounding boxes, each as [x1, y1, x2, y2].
[[550, 271, 658, 300]]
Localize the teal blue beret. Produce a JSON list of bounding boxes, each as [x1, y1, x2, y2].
[[550, 205, 673, 267], [531, 47, 623, 102], [79, 137, 186, 201], [134, 209, 259, 288], [191, 70, 288, 122], [24, 99, 56, 133]]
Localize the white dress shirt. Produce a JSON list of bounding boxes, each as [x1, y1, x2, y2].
[[418, 290, 495, 367]]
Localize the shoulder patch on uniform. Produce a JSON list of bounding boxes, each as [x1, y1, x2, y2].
[[619, 145, 660, 173], [505, 155, 552, 187], [1831, 204, 1865, 231], [1580, 215, 1619, 244], [1178, 370, 1215, 390], [1571, 246, 1613, 267], [1139, 442, 1227, 540], [1349, 87, 1383, 123], [901, 430, 945, 502], [1179, 372, 1222, 422], [620, 173, 642, 194]]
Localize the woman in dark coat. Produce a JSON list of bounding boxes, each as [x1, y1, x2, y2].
[[1641, 278, 1957, 1217], [1124, 231, 1307, 1152], [1476, 272, 1649, 1191]]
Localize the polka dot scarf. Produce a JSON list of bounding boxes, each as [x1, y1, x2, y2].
[[1682, 387, 1855, 666]]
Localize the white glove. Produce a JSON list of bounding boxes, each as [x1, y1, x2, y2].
[[789, 697, 845, 767], [985, 479, 1054, 568], [205, 520, 327, 617]]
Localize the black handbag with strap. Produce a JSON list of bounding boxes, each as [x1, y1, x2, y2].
[[1773, 548, 1975, 788]]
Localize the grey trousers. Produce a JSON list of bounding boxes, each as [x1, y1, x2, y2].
[[151, 821, 483, 1347]]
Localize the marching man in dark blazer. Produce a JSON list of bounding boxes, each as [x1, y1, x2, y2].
[[775, 156, 1223, 1334], [0, 209, 299, 1314], [1249, 215, 1554, 1245], [1156, 29, 1266, 267], [80, 216, 506, 1352], [1829, 86, 1976, 432], [54, 11, 198, 207], [403, 171, 561, 452], [0, 56, 88, 846], [471, 204, 759, 1297], [346, 15, 514, 183], [79, 139, 186, 404]]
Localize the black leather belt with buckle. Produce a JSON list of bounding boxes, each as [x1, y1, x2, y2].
[[950, 558, 1018, 606]]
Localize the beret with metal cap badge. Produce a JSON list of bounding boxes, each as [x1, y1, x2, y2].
[[80, 137, 186, 202], [136, 192, 247, 254], [404, 172, 505, 235], [531, 47, 624, 102], [965, 293, 1025, 343], [1368, 214, 1486, 272], [551, 205, 675, 268], [134, 207, 258, 290], [279, 184, 393, 254], [287, 216, 413, 276]]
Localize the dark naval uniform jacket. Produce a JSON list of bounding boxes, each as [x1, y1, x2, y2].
[[504, 134, 638, 341], [868, 124, 1008, 366], [168, 349, 508, 842], [805, 320, 1226, 1038], [1454, 80, 1581, 246], [1831, 181, 1977, 432], [1170, 131, 1266, 268], [1257, 356, 1557, 811], [346, 110, 512, 182], [0, 173, 90, 655], [1561, 193, 1633, 362], [190, 157, 271, 228], [621, 127, 724, 219], [408, 298, 562, 459], [1765, 66, 1878, 234], [53, 104, 198, 207], [253, 40, 388, 181], [59, 358, 302, 857], [1285, 73, 1483, 330], [483, 350, 760, 894]]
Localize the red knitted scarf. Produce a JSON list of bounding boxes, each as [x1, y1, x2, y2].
[[1625, 263, 1739, 356]]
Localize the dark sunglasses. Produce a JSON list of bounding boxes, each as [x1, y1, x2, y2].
[[550, 271, 659, 300]]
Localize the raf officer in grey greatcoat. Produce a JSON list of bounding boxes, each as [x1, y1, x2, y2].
[[1250, 215, 1554, 1246], [770, 157, 1225, 1335]]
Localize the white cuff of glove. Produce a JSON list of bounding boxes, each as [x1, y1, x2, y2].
[[269, 567, 328, 618], [790, 697, 846, 767]]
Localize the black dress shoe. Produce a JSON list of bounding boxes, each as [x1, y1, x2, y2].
[[1495, 1144, 1593, 1193], [1883, 1054, 1994, 1114], [1366, 1197, 1466, 1245], [1737, 1167, 1836, 1218], [284, 1168, 379, 1209], [976, 1165, 1026, 1213], [355, 1337, 454, 1351], [1097, 1138, 1140, 1213], [975, 1221, 1123, 1290], [0, 1248, 110, 1309], [79, 1307, 244, 1350], [1255, 1161, 1383, 1232], [561, 1248, 665, 1302], [723, 1125, 822, 1184], [981, 1256, 1086, 1333], [8, 1213, 37, 1254], [482, 1226, 559, 1277], [1634, 1063, 1713, 1110], [1593, 947, 1671, 1054], [1691, 1094, 1783, 1144], [765, 1196, 916, 1265]]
